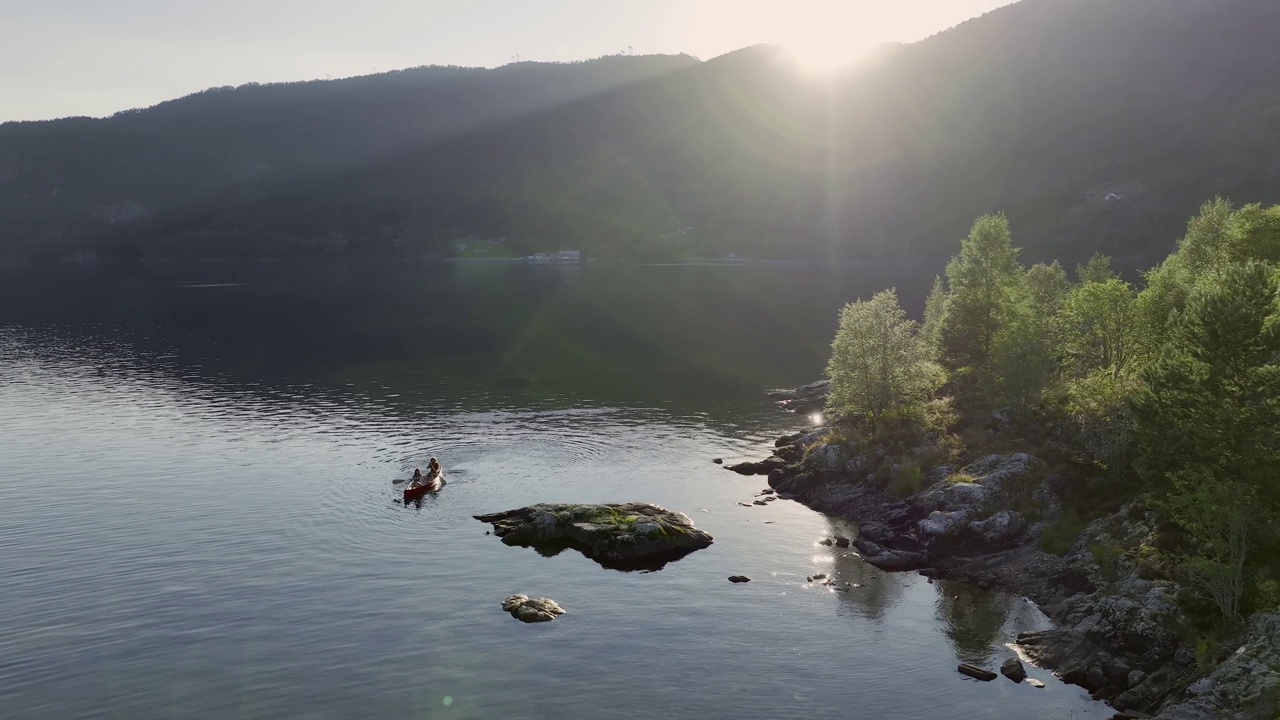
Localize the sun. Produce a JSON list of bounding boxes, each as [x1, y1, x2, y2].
[[776, 3, 875, 72], [785, 40, 867, 71]]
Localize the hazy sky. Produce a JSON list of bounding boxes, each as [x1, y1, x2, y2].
[[3, 0, 1017, 123]]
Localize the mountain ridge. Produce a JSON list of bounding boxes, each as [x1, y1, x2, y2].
[[5, 0, 1280, 261]]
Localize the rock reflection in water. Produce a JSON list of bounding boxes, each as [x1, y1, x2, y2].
[[819, 520, 908, 620]]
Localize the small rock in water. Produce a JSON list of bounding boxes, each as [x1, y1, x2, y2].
[[728, 575, 751, 583], [818, 538, 834, 546], [811, 573, 827, 581], [1027, 678, 1045, 688], [713, 458, 723, 464], [1001, 657, 1027, 683], [501, 594, 566, 623], [763, 521, 774, 524], [833, 536, 851, 548], [753, 500, 768, 506], [957, 664, 997, 681], [738, 502, 753, 507]]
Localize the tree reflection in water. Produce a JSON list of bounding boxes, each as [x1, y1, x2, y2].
[[933, 580, 1017, 665]]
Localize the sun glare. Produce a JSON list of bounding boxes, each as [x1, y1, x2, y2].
[[780, 5, 878, 72]]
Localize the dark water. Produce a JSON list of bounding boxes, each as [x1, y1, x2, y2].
[[0, 261, 1108, 719]]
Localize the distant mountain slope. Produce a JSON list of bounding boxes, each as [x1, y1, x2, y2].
[[8, 0, 1280, 261], [0, 55, 697, 256]]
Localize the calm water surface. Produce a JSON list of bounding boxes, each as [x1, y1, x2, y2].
[[0, 262, 1109, 718]]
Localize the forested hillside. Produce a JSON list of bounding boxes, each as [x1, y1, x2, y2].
[[5, 0, 1280, 261], [0, 55, 697, 257]]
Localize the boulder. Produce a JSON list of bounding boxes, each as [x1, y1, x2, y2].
[[501, 594, 566, 623], [918, 509, 974, 540], [968, 510, 1028, 547], [475, 503, 714, 570], [912, 481, 993, 514], [853, 538, 930, 570], [1001, 657, 1028, 683], [804, 444, 845, 471]]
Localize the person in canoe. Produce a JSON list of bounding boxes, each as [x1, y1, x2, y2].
[[407, 458, 445, 493]]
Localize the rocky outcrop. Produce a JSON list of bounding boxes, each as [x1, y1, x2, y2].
[[475, 502, 714, 570], [502, 594, 566, 623], [767, 379, 829, 414], [748, 398, 1277, 719], [1153, 612, 1280, 720]]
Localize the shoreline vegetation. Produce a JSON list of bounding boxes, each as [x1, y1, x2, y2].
[[745, 198, 1280, 719]]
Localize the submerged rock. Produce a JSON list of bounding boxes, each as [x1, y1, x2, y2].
[[726, 456, 787, 475], [959, 664, 997, 681], [501, 594, 566, 623], [475, 503, 713, 570]]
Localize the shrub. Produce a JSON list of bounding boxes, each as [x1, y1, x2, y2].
[[1089, 542, 1121, 583], [1041, 510, 1088, 556], [890, 460, 925, 497]]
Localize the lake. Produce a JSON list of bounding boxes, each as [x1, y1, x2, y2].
[[0, 260, 1109, 719]]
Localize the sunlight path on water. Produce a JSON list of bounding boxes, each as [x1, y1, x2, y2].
[[0, 263, 1111, 719]]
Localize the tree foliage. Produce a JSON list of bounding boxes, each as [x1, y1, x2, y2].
[[1061, 278, 1140, 377], [1131, 261, 1280, 620], [938, 214, 1022, 394], [826, 289, 942, 424], [828, 200, 1280, 623]]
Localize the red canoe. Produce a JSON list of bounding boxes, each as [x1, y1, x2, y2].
[[403, 475, 444, 502]]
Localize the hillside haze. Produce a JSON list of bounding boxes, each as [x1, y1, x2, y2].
[[4, 0, 1279, 261]]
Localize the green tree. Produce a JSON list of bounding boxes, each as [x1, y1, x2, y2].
[[1066, 370, 1138, 476], [1061, 277, 1139, 376], [938, 214, 1023, 396], [992, 283, 1058, 414], [1134, 198, 1280, 358], [1132, 261, 1280, 621], [920, 275, 949, 361], [826, 289, 942, 423], [1075, 252, 1116, 284], [1026, 260, 1072, 316]]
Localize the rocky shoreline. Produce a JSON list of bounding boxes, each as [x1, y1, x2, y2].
[[743, 383, 1279, 720]]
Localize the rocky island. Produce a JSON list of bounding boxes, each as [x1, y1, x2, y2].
[[475, 502, 714, 570], [748, 394, 1279, 720], [738, 205, 1280, 720]]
